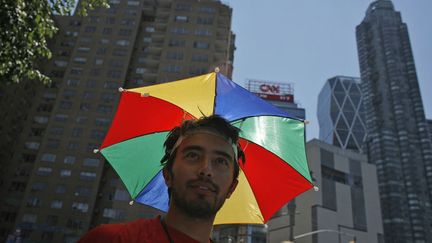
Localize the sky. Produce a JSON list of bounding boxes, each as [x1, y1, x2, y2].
[[225, 0, 432, 141]]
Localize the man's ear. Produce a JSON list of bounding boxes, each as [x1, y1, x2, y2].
[[226, 179, 238, 199], [163, 167, 172, 187]]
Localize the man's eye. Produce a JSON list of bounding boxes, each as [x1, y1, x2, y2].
[[185, 151, 199, 159], [214, 158, 229, 167]]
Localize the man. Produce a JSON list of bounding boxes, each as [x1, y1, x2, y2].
[[78, 115, 245, 243]]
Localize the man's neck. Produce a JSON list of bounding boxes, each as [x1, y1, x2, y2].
[[165, 207, 214, 243]]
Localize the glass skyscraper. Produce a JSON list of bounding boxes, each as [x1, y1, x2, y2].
[[356, 1, 432, 242], [317, 76, 365, 153]]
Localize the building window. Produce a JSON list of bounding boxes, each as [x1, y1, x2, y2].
[[90, 130, 105, 140], [41, 153, 56, 162], [136, 68, 146, 74], [64, 156, 76, 164], [100, 92, 116, 102], [169, 39, 186, 47], [102, 28, 112, 35], [116, 40, 130, 46], [127, 0, 139, 6], [145, 27, 155, 33], [113, 48, 128, 56], [54, 114, 68, 122], [166, 52, 184, 60], [164, 64, 182, 73], [143, 37, 152, 43], [34, 116, 49, 124], [49, 126, 63, 136], [118, 28, 132, 36], [74, 57, 87, 64], [63, 89, 77, 99], [175, 3, 191, 11], [108, 70, 122, 78], [95, 118, 111, 127], [114, 189, 129, 201], [198, 7, 216, 14], [22, 214, 37, 223], [71, 128, 83, 138], [60, 101, 72, 110], [97, 105, 113, 114], [83, 158, 100, 167], [86, 80, 97, 88], [26, 197, 41, 207], [171, 27, 188, 35], [70, 68, 83, 75], [175, 15, 188, 23], [193, 41, 209, 49], [195, 29, 212, 36], [67, 79, 80, 87], [31, 182, 47, 191], [197, 17, 213, 25], [191, 54, 209, 62], [80, 103, 92, 111], [95, 58, 104, 65], [77, 46, 90, 53], [60, 169, 72, 177], [50, 200, 63, 209], [54, 60, 68, 67], [104, 81, 118, 89], [55, 185, 66, 194], [75, 186, 92, 197], [76, 116, 88, 124], [121, 18, 135, 26], [25, 142, 40, 150], [36, 167, 52, 176], [100, 38, 110, 44], [46, 139, 60, 149], [80, 172, 97, 181], [103, 208, 125, 220], [72, 202, 89, 213], [68, 141, 80, 150]]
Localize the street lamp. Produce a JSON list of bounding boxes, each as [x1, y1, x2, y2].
[[285, 229, 356, 243]]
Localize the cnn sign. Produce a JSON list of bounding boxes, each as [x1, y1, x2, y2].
[[259, 84, 280, 94]]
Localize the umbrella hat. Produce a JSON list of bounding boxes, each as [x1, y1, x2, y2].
[[99, 72, 313, 224]]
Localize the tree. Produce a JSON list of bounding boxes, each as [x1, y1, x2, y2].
[[0, 0, 109, 85]]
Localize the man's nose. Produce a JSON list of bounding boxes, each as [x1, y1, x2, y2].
[[198, 156, 213, 177]]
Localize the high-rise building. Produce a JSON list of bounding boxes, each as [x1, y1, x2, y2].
[[267, 139, 383, 243], [0, 0, 235, 242], [356, 1, 432, 242], [427, 119, 432, 141], [317, 76, 366, 152]]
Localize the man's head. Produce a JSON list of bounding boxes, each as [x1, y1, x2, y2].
[[160, 115, 245, 219]]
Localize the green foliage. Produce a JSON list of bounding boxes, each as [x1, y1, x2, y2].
[[0, 0, 109, 85]]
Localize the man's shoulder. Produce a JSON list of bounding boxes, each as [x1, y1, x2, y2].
[[78, 216, 164, 243]]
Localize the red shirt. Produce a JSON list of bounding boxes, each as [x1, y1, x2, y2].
[[78, 216, 201, 243]]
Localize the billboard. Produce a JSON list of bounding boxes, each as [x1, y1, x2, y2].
[[247, 79, 294, 103]]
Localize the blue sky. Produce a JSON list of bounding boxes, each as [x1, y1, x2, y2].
[[225, 0, 432, 141]]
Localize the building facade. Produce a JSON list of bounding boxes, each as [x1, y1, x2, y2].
[[0, 0, 235, 242], [317, 76, 366, 153], [356, 1, 432, 242], [267, 139, 384, 243]]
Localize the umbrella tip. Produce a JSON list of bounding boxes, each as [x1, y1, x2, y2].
[[313, 186, 320, 192], [129, 200, 134, 206], [118, 87, 124, 92], [214, 67, 220, 73], [141, 93, 150, 97], [304, 120, 310, 125], [93, 149, 99, 154]]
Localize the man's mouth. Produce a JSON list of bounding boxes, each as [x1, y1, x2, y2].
[[188, 180, 218, 193]]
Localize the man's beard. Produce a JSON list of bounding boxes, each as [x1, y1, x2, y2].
[[171, 178, 226, 219]]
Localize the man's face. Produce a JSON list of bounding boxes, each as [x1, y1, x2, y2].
[[164, 132, 238, 219]]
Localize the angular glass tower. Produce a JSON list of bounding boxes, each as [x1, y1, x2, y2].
[[317, 76, 366, 153], [356, 1, 432, 242]]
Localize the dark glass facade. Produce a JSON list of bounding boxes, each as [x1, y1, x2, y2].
[[356, 1, 432, 242], [318, 76, 366, 152]]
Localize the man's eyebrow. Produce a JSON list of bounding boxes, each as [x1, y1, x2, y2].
[[181, 145, 233, 161]]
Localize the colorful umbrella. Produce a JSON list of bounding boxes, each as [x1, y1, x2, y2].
[[99, 72, 313, 224]]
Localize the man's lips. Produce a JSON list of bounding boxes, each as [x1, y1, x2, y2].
[[187, 180, 218, 193]]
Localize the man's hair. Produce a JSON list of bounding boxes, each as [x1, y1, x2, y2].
[[160, 115, 245, 180]]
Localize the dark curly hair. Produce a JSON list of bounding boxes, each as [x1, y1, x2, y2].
[[160, 115, 245, 182]]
